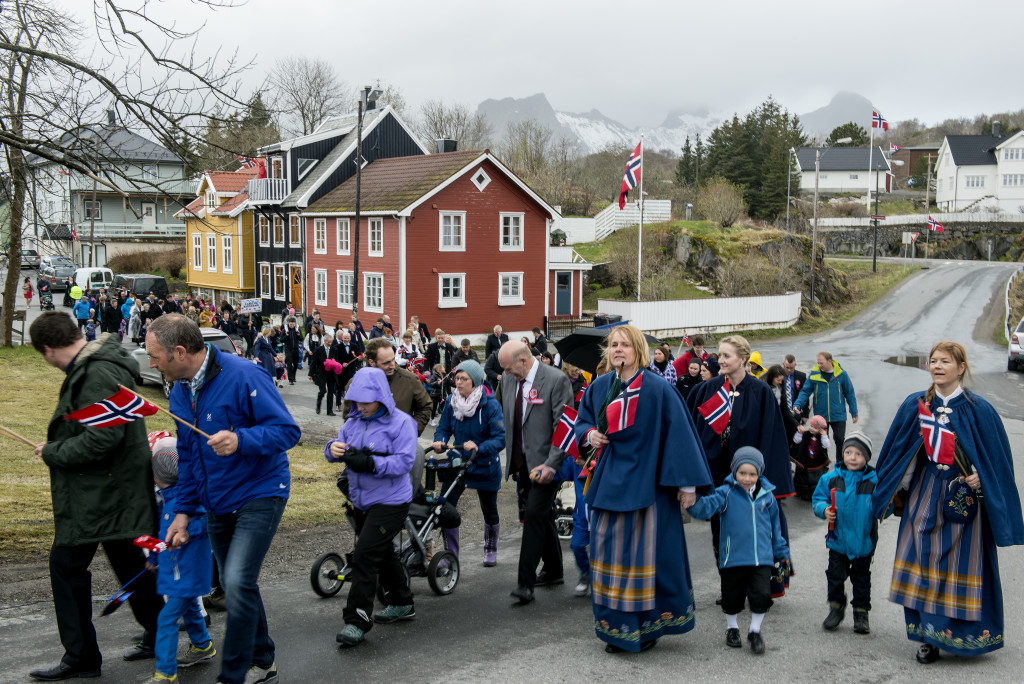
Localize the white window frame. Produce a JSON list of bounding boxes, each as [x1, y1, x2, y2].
[[499, 212, 524, 251], [314, 268, 328, 306], [204, 191, 217, 210], [439, 211, 466, 252], [289, 214, 301, 246], [273, 264, 286, 301], [258, 215, 269, 246], [438, 273, 467, 308], [368, 217, 384, 256], [336, 270, 354, 308], [336, 218, 350, 255], [222, 235, 233, 274], [84, 200, 102, 221], [471, 166, 491, 191], [498, 272, 525, 306], [259, 263, 271, 297], [313, 218, 327, 254], [364, 272, 383, 313], [207, 234, 217, 272], [142, 164, 157, 180], [273, 216, 284, 247], [192, 234, 202, 271], [849, 174, 859, 180]]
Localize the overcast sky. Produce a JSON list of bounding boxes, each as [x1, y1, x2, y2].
[[71, 0, 1023, 130]]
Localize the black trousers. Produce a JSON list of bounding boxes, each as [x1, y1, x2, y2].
[[316, 377, 336, 413], [49, 539, 164, 669], [826, 549, 872, 611], [720, 565, 773, 615], [828, 420, 847, 459], [344, 503, 414, 632], [446, 480, 500, 526], [515, 466, 563, 588], [708, 456, 730, 564]]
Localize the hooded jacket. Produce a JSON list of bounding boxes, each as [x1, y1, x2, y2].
[[812, 463, 878, 559], [794, 360, 859, 423], [153, 484, 212, 598], [688, 474, 789, 569], [325, 367, 417, 510]]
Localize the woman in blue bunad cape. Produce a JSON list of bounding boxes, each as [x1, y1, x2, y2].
[[872, 341, 1024, 665], [574, 324, 712, 654]]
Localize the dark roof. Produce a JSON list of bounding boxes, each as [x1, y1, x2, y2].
[[795, 147, 889, 172], [944, 134, 1008, 166], [306, 150, 484, 213], [43, 224, 74, 240], [27, 124, 182, 166]]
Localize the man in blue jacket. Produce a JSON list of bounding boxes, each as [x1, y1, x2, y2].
[[146, 314, 299, 684], [793, 351, 859, 458]]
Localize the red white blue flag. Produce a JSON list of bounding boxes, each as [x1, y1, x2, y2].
[[683, 333, 691, 348], [575, 387, 586, 406], [64, 388, 159, 428], [237, 155, 258, 169], [606, 372, 643, 434], [618, 141, 642, 210], [917, 399, 955, 466], [552, 406, 580, 458], [890, 144, 903, 153], [927, 216, 944, 233], [698, 378, 732, 435], [872, 111, 888, 131]]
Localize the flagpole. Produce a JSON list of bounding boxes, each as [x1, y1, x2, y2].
[[636, 135, 644, 302], [117, 385, 213, 440], [925, 220, 931, 259], [0, 424, 40, 448]]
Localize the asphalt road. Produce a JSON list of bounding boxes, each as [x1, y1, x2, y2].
[[3, 259, 1024, 683]]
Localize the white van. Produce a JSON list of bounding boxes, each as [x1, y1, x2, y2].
[[74, 267, 113, 293]]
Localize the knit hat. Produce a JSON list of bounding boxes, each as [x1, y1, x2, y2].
[[454, 360, 485, 387], [150, 435, 179, 486], [701, 357, 720, 376], [731, 446, 764, 477], [843, 431, 873, 462], [808, 415, 827, 432]]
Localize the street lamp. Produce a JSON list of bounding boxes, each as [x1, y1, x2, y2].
[[351, 84, 382, 321], [810, 137, 852, 309], [872, 158, 904, 272], [786, 147, 795, 232]]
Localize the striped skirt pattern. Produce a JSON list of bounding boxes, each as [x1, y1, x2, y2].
[[591, 504, 656, 612]]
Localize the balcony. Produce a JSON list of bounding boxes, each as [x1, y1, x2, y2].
[[549, 246, 588, 264], [247, 178, 289, 203], [75, 223, 186, 239]]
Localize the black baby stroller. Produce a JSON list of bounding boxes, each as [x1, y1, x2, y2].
[[39, 289, 54, 311], [309, 444, 477, 599]]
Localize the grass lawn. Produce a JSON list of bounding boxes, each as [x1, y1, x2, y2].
[[0, 344, 341, 561], [875, 199, 921, 215]]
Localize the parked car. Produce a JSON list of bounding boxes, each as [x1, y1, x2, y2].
[[1009, 317, 1024, 371], [20, 249, 41, 269], [111, 273, 168, 300], [41, 260, 79, 291], [74, 267, 113, 295], [130, 327, 242, 397]]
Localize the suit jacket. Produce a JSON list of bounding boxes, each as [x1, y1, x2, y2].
[[331, 341, 361, 389], [785, 370, 807, 412], [425, 342, 456, 371], [485, 333, 509, 360], [500, 360, 573, 477]]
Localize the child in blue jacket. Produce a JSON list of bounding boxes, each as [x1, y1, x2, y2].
[[686, 447, 789, 655], [145, 435, 216, 683], [811, 431, 878, 636]]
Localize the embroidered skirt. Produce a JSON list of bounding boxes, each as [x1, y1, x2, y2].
[[890, 459, 1004, 655], [590, 489, 696, 651]]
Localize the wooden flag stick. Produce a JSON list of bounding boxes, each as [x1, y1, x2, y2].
[[117, 384, 213, 440], [0, 423, 39, 448]]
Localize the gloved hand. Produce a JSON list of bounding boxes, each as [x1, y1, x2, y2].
[[343, 447, 377, 474]]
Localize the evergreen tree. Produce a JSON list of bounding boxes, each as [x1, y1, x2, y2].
[[675, 136, 694, 187], [826, 122, 869, 146]]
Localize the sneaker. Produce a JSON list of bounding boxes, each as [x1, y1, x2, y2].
[[204, 588, 226, 612], [822, 604, 845, 631], [138, 673, 176, 683], [336, 624, 365, 647], [177, 641, 216, 667], [373, 604, 416, 624], [573, 571, 590, 598], [853, 610, 870, 634], [244, 660, 278, 684]]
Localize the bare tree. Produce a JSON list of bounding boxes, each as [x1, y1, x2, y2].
[[373, 80, 408, 117], [269, 56, 354, 137], [695, 177, 746, 227], [499, 119, 550, 176], [418, 99, 492, 149]]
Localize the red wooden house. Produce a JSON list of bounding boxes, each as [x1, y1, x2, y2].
[[302, 149, 575, 341]]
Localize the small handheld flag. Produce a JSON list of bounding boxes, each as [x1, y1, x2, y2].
[[552, 406, 580, 458], [698, 378, 732, 435], [890, 143, 903, 154], [134, 535, 168, 553], [64, 388, 159, 427], [917, 399, 955, 466], [574, 387, 585, 406], [618, 141, 642, 210], [100, 568, 149, 617], [605, 372, 643, 434], [927, 216, 944, 233], [825, 488, 838, 543], [872, 111, 888, 131]]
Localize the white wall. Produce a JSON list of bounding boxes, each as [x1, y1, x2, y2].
[[557, 217, 596, 244], [596, 292, 802, 337], [799, 169, 886, 195]]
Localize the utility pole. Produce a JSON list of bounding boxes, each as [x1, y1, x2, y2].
[[810, 148, 820, 309], [924, 153, 934, 210]]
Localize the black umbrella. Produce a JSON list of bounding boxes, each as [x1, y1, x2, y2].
[[554, 327, 661, 375]]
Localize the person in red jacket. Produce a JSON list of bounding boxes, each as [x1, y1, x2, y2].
[[673, 335, 709, 377]]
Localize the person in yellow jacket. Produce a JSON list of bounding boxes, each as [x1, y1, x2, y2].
[[748, 351, 767, 379]]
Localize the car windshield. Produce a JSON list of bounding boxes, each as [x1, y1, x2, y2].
[[209, 335, 237, 355]]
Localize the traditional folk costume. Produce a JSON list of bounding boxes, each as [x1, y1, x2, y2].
[[873, 388, 1024, 656], [687, 373, 795, 597], [576, 368, 712, 652]]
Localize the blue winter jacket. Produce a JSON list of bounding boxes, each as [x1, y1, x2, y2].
[[325, 367, 416, 510], [171, 344, 300, 517], [432, 391, 505, 492], [73, 299, 91, 320], [794, 361, 859, 422], [688, 475, 789, 569], [811, 463, 878, 559], [120, 298, 134, 321], [153, 484, 212, 599]]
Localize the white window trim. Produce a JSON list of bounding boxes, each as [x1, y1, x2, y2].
[[336, 218, 350, 255], [313, 218, 327, 254], [289, 214, 301, 247], [314, 268, 328, 306], [273, 264, 286, 301], [364, 272, 384, 313], [471, 166, 491, 191], [368, 217, 384, 257], [438, 272, 467, 308], [438, 211, 466, 252], [273, 216, 284, 247], [192, 234, 202, 271], [498, 271, 525, 306], [499, 212, 525, 252], [258, 215, 270, 247], [222, 235, 233, 274], [259, 263, 271, 298], [207, 234, 217, 272], [336, 269, 354, 308]]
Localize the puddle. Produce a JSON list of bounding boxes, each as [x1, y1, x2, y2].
[[883, 355, 929, 370]]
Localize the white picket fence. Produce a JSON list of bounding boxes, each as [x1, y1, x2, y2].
[[594, 200, 672, 240], [817, 211, 1024, 229], [597, 291, 802, 337]]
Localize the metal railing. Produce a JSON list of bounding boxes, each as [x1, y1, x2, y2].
[[818, 211, 1024, 228], [546, 315, 594, 341], [247, 178, 289, 203], [76, 223, 186, 238]]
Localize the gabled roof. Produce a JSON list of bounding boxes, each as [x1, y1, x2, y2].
[[204, 168, 258, 194], [795, 147, 890, 172], [258, 114, 357, 154], [943, 134, 1007, 166], [994, 130, 1024, 150], [211, 191, 250, 217], [175, 196, 205, 219], [27, 124, 182, 166]]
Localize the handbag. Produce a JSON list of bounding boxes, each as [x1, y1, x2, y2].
[[942, 439, 981, 524]]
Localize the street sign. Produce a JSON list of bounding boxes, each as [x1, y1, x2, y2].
[[902, 232, 913, 245], [239, 298, 262, 314], [870, 215, 886, 220], [910, 232, 920, 243]]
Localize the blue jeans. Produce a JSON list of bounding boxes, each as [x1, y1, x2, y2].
[[155, 596, 211, 676], [208, 497, 286, 684]]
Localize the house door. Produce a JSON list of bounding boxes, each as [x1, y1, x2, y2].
[[555, 271, 572, 316], [94, 244, 107, 268], [290, 266, 303, 311], [141, 202, 156, 231]]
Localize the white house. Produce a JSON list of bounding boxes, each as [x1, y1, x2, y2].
[[934, 123, 1024, 213], [794, 147, 891, 195]]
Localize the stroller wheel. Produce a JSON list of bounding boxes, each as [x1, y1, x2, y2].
[[310, 552, 347, 597], [427, 551, 460, 595], [556, 515, 573, 541]]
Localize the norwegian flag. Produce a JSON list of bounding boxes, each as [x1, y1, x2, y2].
[[64, 388, 159, 428], [683, 333, 691, 348], [927, 216, 944, 233], [872, 111, 889, 131], [237, 155, 258, 168], [698, 378, 732, 435], [575, 387, 586, 406], [917, 399, 955, 466], [890, 144, 903, 153], [71, 224, 77, 242], [605, 372, 643, 434], [618, 141, 642, 210], [551, 406, 580, 458]]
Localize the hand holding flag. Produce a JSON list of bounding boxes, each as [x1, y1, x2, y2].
[[917, 399, 955, 466], [64, 387, 159, 427], [552, 405, 580, 458]]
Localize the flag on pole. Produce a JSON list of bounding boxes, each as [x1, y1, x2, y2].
[[237, 155, 258, 169], [683, 333, 692, 349], [917, 399, 955, 466], [890, 144, 903, 153], [872, 111, 889, 131], [927, 216, 944, 233], [618, 141, 642, 210], [605, 372, 643, 434], [71, 224, 77, 242], [551, 406, 580, 458], [64, 388, 159, 427], [697, 378, 732, 435]]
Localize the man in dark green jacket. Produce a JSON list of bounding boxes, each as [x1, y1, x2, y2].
[[28, 312, 163, 681]]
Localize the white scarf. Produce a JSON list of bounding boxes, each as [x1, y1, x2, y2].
[[450, 384, 484, 421]]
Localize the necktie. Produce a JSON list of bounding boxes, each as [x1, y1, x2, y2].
[[785, 376, 794, 410], [510, 379, 526, 476]]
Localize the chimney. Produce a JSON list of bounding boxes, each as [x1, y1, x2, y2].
[[992, 120, 1001, 137], [435, 139, 457, 154], [106, 109, 116, 126]]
